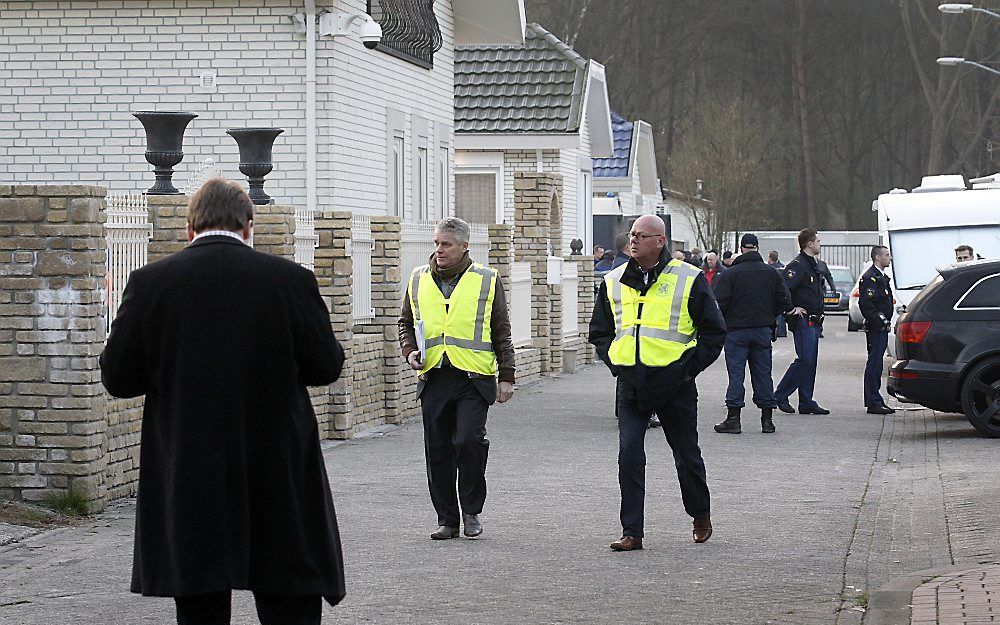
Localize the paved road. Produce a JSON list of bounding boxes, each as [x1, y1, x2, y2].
[[1, 316, 997, 624]]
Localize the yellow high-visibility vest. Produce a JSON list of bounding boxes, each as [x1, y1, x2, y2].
[[408, 262, 498, 376], [605, 259, 699, 366]]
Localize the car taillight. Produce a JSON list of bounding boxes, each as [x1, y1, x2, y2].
[[897, 321, 932, 344], [889, 370, 919, 380]]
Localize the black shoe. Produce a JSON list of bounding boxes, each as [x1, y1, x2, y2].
[[714, 407, 741, 434], [867, 405, 895, 415], [463, 514, 482, 537], [777, 401, 795, 414], [431, 525, 460, 540], [761, 408, 776, 434], [799, 405, 831, 415], [647, 414, 661, 429]]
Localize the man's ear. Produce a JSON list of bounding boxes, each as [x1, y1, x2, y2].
[[242, 220, 253, 242], [186, 223, 195, 242]]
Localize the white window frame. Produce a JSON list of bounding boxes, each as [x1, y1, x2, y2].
[[417, 147, 429, 220], [954, 273, 1000, 310], [455, 151, 504, 224], [393, 135, 405, 217], [438, 145, 450, 217]]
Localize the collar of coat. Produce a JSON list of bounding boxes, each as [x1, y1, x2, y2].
[[730, 250, 764, 267], [427, 252, 473, 281], [620, 248, 669, 291]]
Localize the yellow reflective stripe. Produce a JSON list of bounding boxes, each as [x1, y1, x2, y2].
[[667, 273, 691, 335], [425, 335, 445, 348], [610, 278, 624, 339], [446, 336, 493, 351], [467, 265, 495, 344], [410, 267, 427, 320], [637, 326, 694, 343]]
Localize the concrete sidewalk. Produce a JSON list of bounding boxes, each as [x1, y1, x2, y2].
[[869, 564, 1000, 625], [0, 317, 997, 624]]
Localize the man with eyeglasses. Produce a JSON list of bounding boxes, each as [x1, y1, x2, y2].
[[589, 215, 727, 551]]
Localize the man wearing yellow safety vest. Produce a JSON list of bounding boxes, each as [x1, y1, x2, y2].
[[589, 215, 727, 551], [398, 217, 516, 541]]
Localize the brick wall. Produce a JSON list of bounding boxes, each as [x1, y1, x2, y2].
[[313, 210, 352, 437], [0, 185, 109, 511], [251, 203, 295, 260]]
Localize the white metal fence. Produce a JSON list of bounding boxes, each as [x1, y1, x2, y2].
[[510, 262, 533, 347], [105, 193, 151, 329], [295, 208, 317, 270], [561, 261, 579, 336], [351, 214, 374, 322]]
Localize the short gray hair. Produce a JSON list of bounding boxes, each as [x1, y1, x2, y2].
[[435, 217, 471, 243]]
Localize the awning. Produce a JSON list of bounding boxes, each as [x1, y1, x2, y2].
[[453, 0, 525, 45]]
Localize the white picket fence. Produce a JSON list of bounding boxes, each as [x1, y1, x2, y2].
[[105, 192, 151, 329], [399, 220, 490, 297], [510, 262, 533, 347], [351, 214, 374, 322]]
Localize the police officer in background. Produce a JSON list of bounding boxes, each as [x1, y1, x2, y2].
[[589, 215, 727, 551], [775, 228, 830, 415], [859, 245, 895, 415], [398, 217, 516, 541]]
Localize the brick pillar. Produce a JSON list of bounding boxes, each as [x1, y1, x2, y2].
[[569, 255, 596, 364], [488, 223, 513, 288], [369, 215, 409, 423], [146, 195, 190, 264], [252, 203, 295, 261], [513, 172, 563, 375], [314, 211, 354, 438], [0, 185, 109, 511]]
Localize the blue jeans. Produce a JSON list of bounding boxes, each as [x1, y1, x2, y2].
[[724, 327, 777, 409], [864, 330, 889, 407], [775, 317, 821, 410]]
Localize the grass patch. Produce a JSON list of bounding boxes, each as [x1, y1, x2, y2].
[[856, 590, 870, 609], [44, 488, 90, 517], [0, 500, 80, 529]]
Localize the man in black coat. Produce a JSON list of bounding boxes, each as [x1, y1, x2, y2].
[[711, 234, 791, 434], [859, 245, 896, 414], [589, 215, 727, 551], [774, 228, 831, 415], [100, 179, 346, 625]]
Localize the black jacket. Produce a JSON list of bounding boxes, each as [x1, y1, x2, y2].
[[816, 259, 837, 293], [588, 248, 727, 407], [100, 236, 346, 604], [713, 251, 791, 330], [782, 252, 825, 316], [858, 265, 894, 331]]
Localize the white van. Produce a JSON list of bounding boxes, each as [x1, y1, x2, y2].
[[867, 173, 1000, 356]]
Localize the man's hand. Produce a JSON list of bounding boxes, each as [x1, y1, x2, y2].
[[496, 381, 514, 403], [406, 350, 423, 370], [790, 306, 807, 317]]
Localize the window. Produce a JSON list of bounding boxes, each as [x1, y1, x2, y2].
[[392, 135, 405, 217], [455, 172, 499, 224], [417, 147, 428, 220], [438, 146, 449, 217], [956, 274, 1000, 309], [366, 0, 443, 69]]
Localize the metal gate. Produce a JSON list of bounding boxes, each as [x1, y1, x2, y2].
[[821, 244, 871, 276]]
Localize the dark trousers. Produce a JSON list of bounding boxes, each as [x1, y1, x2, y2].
[[617, 376, 709, 538], [775, 317, 821, 410], [420, 367, 490, 527], [724, 327, 777, 409], [775, 314, 787, 338], [864, 330, 889, 407], [174, 591, 321, 625]]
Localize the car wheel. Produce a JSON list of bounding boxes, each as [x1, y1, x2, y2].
[[960, 357, 1000, 438]]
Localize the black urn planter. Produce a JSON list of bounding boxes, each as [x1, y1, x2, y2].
[[132, 111, 198, 195], [226, 128, 284, 205]]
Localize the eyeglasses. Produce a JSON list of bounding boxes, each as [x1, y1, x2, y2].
[[628, 232, 661, 241]]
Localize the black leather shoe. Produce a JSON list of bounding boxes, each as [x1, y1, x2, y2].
[[799, 405, 831, 415], [430, 526, 460, 540], [867, 405, 895, 415], [761, 408, 776, 434], [714, 407, 741, 434], [777, 401, 795, 414], [647, 414, 661, 429], [610, 535, 643, 551], [463, 514, 482, 537]]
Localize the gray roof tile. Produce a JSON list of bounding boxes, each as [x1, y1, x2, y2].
[[455, 23, 588, 134], [594, 111, 633, 178]]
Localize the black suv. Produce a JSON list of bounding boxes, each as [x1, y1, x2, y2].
[[887, 259, 1000, 437]]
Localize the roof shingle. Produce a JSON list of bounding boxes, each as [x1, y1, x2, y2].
[[593, 111, 633, 178]]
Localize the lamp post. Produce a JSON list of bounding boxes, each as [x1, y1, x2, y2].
[[937, 56, 1000, 76]]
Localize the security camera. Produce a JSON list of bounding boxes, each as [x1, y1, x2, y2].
[[358, 17, 382, 49]]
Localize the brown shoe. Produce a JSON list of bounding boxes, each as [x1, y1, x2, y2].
[[610, 535, 643, 551], [693, 516, 712, 543]]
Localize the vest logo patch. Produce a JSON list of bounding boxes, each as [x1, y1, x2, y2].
[[657, 282, 672, 297]]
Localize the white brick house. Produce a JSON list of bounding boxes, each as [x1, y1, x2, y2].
[[453, 23, 613, 254], [0, 0, 525, 223]]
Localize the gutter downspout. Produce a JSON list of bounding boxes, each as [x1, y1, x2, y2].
[[304, 0, 317, 218]]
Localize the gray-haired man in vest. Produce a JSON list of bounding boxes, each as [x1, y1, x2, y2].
[[589, 215, 727, 551], [398, 217, 516, 541]]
